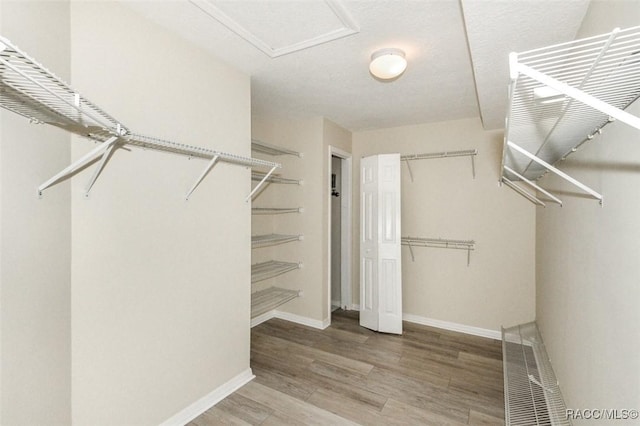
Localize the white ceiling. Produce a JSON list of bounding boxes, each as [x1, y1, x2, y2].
[[124, 0, 591, 132]]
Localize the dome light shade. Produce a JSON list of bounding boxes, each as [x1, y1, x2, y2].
[[369, 48, 407, 80]]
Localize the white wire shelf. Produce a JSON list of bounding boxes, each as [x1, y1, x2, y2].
[[251, 260, 301, 283], [0, 35, 279, 198], [252, 207, 303, 215], [251, 287, 300, 318], [251, 233, 303, 249], [502, 322, 571, 426], [401, 149, 477, 181], [502, 26, 640, 204], [251, 139, 302, 157], [251, 171, 301, 185], [401, 236, 476, 266]]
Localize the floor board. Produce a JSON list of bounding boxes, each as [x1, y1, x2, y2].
[[190, 309, 504, 425]]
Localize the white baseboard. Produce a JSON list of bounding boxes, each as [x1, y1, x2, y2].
[[160, 368, 254, 426], [254, 306, 499, 339], [250, 310, 275, 328], [402, 313, 501, 340], [274, 310, 330, 330], [348, 305, 499, 340], [251, 309, 329, 330]]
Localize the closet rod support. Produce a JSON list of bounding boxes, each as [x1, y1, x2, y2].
[[504, 165, 562, 206], [471, 155, 476, 179], [507, 141, 603, 203], [405, 160, 414, 182], [185, 155, 219, 200], [84, 141, 117, 197], [38, 136, 119, 198], [407, 241, 415, 262], [502, 177, 546, 207], [246, 165, 278, 202]]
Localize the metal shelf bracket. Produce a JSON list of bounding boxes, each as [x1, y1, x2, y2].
[[507, 141, 603, 204], [38, 136, 119, 198], [185, 155, 219, 200]]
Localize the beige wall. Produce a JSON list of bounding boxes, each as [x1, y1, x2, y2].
[[70, 2, 251, 424], [0, 1, 72, 424], [353, 118, 536, 331], [251, 117, 352, 324], [251, 116, 325, 321], [536, 3, 640, 421]]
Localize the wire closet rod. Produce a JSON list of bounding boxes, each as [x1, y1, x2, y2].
[[401, 236, 476, 266], [401, 149, 477, 181], [0, 35, 280, 200]]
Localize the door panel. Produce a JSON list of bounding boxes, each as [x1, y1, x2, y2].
[[360, 154, 402, 334], [359, 156, 378, 331]]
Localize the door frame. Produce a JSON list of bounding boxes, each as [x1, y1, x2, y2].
[[327, 146, 352, 322]]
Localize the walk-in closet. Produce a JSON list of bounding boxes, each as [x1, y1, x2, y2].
[[0, 1, 638, 425]]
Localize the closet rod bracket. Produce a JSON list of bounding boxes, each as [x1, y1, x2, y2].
[[38, 136, 119, 198]]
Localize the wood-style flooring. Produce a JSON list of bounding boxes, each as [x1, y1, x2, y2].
[[190, 309, 504, 425]]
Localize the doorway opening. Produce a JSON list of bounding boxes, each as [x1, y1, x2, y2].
[[328, 147, 352, 322]]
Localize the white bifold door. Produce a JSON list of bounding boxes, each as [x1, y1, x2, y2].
[[360, 154, 402, 334]]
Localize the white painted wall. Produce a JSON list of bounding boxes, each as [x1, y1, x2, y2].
[[0, 1, 72, 424], [536, 3, 640, 421], [353, 118, 536, 332], [70, 2, 251, 424]]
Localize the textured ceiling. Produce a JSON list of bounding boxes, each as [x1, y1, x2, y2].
[[123, 0, 591, 132], [461, 0, 590, 130]]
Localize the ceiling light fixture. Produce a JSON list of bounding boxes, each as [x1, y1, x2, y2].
[[369, 48, 407, 81]]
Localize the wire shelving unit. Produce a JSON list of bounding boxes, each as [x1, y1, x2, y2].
[[401, 236, 476, 266], [502, 322, 571, 426], [502, 26, 640, 206], [401, 149, 478, 181], [252, 207, 303, 215], [251, 233, 303, 249], [251, 287, 300, 319], [251, 171, 301, 185], [251, 139, 302, 157], [0, 35, 279, 199], [251, 260, 301, 283]]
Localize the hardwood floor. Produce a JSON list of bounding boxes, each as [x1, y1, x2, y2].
[[190, 310, 504, 425]]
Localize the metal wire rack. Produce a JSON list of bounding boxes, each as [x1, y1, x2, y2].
[[252, 207, 303, 215], [502, 26, 640, 206], [502, 322, 571, 426], [401, 236, 475, 266], [251, 233, 303, 249], [251, 139, 302, 157], [401, 149, 477, 181], [251, 287, 300, 318], [251, 172, 302, 185], [0, 35, 279, 198], [251, 260, 302, 283]]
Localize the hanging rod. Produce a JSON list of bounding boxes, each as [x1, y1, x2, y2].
[[251, 233, 303, 249], [0, 35, 279, 200], [401, 149, 477, 181], [251, 139, 302, 157], [401, 236, 475, 266], [252, 207, 303, 215], [251, 260, 302, 283]]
